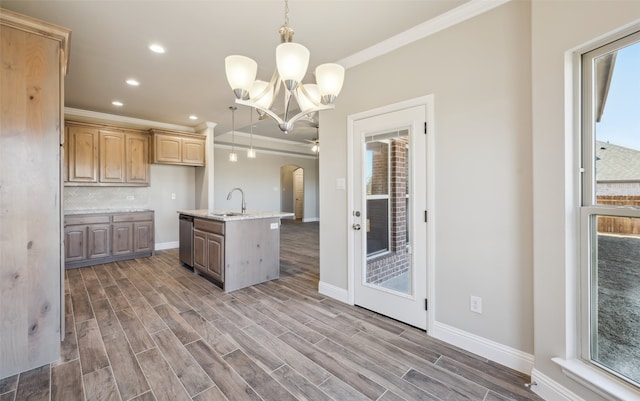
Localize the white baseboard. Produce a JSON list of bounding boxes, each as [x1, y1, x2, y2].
[[531, 368, 584, 401], [318, 281, 349, 303], [155, 241, 179, 251], [302, 217, 320, 222], [430, 321, 534, 374]]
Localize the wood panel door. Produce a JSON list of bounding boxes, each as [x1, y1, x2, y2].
[[65, 225, 87, 262], [154, 134, 182, 164], [126, 132, 149, 184], [133, 221, 154, 253], [1, 9, 70, 378], [88, 223, 110, 259], [206, 233, 224, 283], [99, 131, 125, 183], [193, 229, 207, 271], [68, 125, 98, 183], [112, 222, 133, 256], [182, 137, 205, 166]]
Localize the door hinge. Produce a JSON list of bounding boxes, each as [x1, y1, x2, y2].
[[424, 210, 428, 222], [424, 122, 427, 134], [425, 298, 428, 310]]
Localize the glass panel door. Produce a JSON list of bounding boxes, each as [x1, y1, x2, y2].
[[365, 131, 411, 294]]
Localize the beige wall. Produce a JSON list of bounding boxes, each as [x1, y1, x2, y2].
[[213, 147, 319, 220], [320, 0, 533, 352], [531, 1, 640, 399]]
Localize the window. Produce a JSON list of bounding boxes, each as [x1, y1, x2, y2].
[[581, 31, 640, 388], [365, 140, 390, 255]]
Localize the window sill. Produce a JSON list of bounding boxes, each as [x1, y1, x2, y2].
[[552, 358, 640, 401]]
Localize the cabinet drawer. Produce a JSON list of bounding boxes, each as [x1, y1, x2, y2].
[[65, 214, 110, 226], [112, 212, 154, 222], [194, 218, 224, 235]]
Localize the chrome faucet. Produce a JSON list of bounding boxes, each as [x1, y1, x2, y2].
[[226, 187, 246, 214]]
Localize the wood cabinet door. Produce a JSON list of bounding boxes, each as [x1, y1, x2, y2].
[[64, 225, 87, 262], [193, 229, 207, 271], [182, 137, 205, 166], [126, 133, 149, 184], [68, 125, 98, 182], [112, 222, 133, 256], [154, 134, 182, 163], [99, 131, 125, 183], [88, 223, 110, 259], [206, 233, 225, 283], [133, 221, 154, 253]]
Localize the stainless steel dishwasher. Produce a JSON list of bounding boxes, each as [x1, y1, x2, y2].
[[179, 214, 194, 267]]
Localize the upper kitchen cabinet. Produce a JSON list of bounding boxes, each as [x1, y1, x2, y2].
[[1, 8, 70, 379], [149, 129, 206, 166], [65, 121, 150, 186], [67, 124, 99, 183]]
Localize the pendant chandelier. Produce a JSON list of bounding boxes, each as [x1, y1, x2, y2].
[[224, 0, 345, 134]]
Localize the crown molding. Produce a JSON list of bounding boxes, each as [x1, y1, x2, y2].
[[64, 107, 198, 132], [337, 0, 512, 69]]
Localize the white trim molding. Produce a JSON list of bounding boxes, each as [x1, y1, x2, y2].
[[302, 217, 319, 223], [337, 0, 511, 69], [318, 281, 349, 304], [430, 321, 534, 374], [552, 358, 640, 401], [65, 107, 197, 132], [530, 368, 585, 401], [155, 241, 179, 251]]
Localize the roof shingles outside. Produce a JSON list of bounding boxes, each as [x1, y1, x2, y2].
[[595, 140, 640, 182]]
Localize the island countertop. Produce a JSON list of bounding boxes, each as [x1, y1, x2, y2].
[[178, 209, 294, 222]]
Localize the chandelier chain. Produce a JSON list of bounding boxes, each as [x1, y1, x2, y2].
[[284, 0, 289, 26]]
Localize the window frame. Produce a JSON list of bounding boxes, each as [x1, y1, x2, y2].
[[579, 29, 640, 388]]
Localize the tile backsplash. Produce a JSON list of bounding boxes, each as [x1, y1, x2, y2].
[[64, 187, 149, 211]]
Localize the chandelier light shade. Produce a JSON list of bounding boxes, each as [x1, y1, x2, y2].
[[225, 56, 257, 100], [276, 42, 309, 87], [316, 63, 345, 104], [224, 0, 345, 134], [296, 84, 320, 112]]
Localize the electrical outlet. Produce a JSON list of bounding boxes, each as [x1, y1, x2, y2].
[[470, 295, 482, 314], [171, 193, 176, 200], [126, 195, 134, 201]]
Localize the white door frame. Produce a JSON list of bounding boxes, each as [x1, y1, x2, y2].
[[347, 95, 436, 329]]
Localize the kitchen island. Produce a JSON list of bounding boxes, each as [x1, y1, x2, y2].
[[178, 209, 294, 292]]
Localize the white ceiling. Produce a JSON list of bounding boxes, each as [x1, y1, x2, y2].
[[2, 0, 469, 143]]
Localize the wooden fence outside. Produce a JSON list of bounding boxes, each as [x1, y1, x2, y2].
[[597, 196, 640, 236]]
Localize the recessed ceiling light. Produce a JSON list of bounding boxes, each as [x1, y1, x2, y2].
[[112, 101, 123, 107], [189, 115, 198, 120], [149, 44, 165, 54], [126, 78, 140, 86]]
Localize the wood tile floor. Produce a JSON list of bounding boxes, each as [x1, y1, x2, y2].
[[0, 221, 543, 401]]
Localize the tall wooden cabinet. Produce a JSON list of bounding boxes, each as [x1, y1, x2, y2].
[[0, 9, 70, 379]]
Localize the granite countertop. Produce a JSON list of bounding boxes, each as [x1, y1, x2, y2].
[[65, 208, 154, 215], [178, 209, 294, 222]]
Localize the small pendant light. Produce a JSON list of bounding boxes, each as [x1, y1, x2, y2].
[[247, 108, 257, 158], [229, 106, 238, 162]]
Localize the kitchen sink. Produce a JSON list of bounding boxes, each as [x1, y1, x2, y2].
[[209, 212, 242, 217]]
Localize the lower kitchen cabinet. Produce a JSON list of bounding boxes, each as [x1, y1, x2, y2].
[[64, 210, 154, 268], [193, 220, 225, 284], [190, 215, 281, 292], [112, 222, 134, 256]]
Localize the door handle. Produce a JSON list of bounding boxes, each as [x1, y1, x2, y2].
[[352, 223, 361, 231]]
